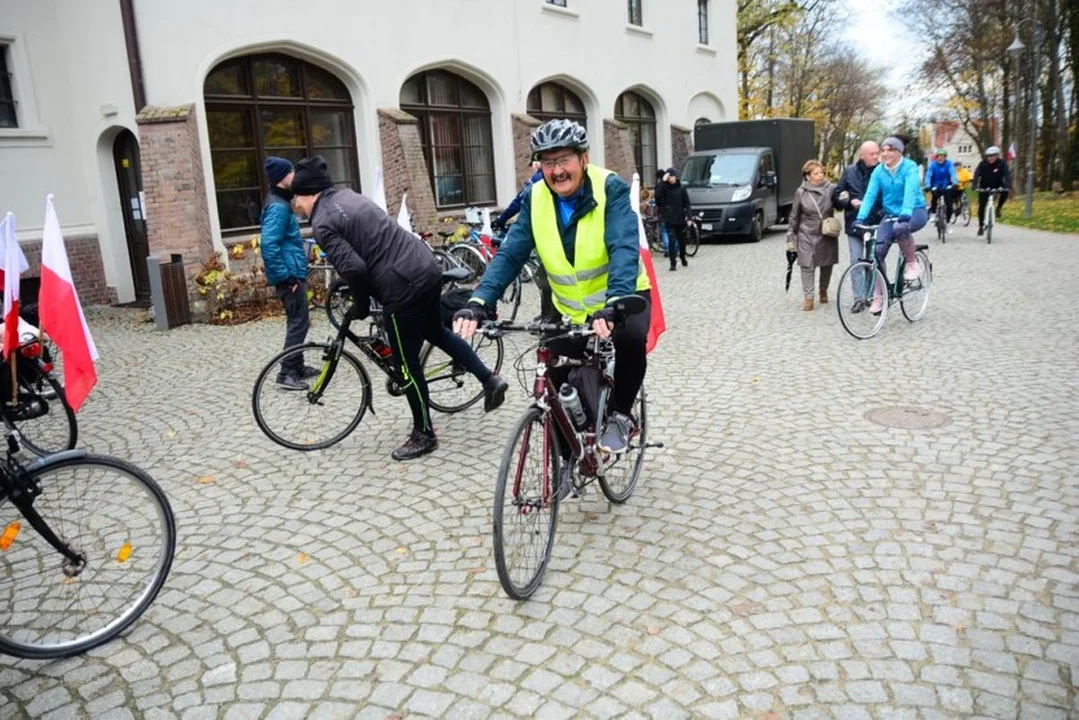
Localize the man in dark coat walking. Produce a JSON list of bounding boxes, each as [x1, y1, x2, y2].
[[832, 141, 881, 309], [289, 156, 508, 462], [658, 168, 692, 271]]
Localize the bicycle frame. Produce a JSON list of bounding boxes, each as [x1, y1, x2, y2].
[[308, 313, 401, 412], [854, 220, 910, 302]]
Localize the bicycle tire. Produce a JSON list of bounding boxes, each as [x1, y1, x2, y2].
[[836, 261, 889, 340], [986, 206, 993, 244], [3, 373, 77, 458], [0, 454, 175, 659], [421, 334, 504, 414], [500, 274, 522, 322], [936, 208, 946, 243], [306, 266, 333, 310], [325, 279, 352, 330], [900, 250, 932, 323], [598, 386, 647, 503], [493, 406, 560, 600], [448, 244, 488, 284], [685, 224, 700, 257], [961, 196, 971, 226], [432, 249, 460, 273], [252, 342, 372, 450]]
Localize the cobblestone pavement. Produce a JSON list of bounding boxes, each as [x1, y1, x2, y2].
[[1, 220, 1077, 719]]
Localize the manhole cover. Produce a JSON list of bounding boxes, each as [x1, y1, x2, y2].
[[865, 406, 951, 430]]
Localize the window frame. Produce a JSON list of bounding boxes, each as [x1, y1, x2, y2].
[[0, 45, 16, 128], [203, 53, 361, 233], [526, 82, 588, 125], [615, 90, 658, 183], [400, 70, 498, 210], [698, 0, 710, 45], [627, 0, 643, 26], [546, 0, 568, 6]]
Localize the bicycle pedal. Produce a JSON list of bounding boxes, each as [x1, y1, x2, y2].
[[645, 442, 665, 449]]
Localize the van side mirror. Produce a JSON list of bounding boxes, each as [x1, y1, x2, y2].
[[762, 171, 777, 188]]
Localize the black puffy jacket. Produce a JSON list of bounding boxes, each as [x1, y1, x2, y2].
[[832, 160, 881, 236], [310, 188, 441, 313]]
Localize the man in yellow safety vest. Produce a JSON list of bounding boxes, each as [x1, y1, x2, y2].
[[453, 119, 652, 456]]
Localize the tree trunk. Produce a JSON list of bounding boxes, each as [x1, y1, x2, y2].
[[765, 25, 776, 115], [1049, 0, 1072, 190]]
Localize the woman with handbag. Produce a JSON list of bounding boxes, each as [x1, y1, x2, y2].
[[786, 159, 840, 311]]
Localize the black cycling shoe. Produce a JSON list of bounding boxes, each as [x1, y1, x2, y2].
[[484, 375, 509, 413], [852, 299, 866, 314], [392, 430, 438, 462], [300, 365, 321, 379], [276, 373, 308, 391]]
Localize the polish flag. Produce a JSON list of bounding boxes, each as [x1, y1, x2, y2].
[[38, 195, 98, 412], [1, 212, 29, 360], [630, 173, 666, 353], [1006, 143, 1017, 162]]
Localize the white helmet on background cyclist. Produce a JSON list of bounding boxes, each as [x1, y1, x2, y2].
[[986, 146, 1001, 157]]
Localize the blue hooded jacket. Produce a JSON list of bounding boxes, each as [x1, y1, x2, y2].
[[473, 171, 641, 308], [856, 158, 927, 222], [924, 159, 958, 190], [260, 193, 307, 286]]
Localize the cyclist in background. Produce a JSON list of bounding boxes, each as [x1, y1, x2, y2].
[[973, 146, 1011, 236], [924, 149, 958, 233]]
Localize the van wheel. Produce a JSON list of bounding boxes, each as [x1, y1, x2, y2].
[[747, 213, 763, 243]]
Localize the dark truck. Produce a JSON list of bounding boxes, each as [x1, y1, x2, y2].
[[681, 118, 815, 242]]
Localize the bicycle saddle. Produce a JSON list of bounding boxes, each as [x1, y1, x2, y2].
[[441, 267, 472, 283]]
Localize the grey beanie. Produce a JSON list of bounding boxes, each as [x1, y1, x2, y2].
[[882, 136, 905, 154]]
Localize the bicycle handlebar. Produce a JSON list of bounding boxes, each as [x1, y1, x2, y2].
[[480, 318, 596, 340], [976, 188, 1006, 193]]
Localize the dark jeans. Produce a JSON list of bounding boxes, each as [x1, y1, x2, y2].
[[929, 189, 954, 222], [546, 291, 651, 418], [978, 190, 1008, 227], [666, 224, 687, 267], [276, 281, 310, 375], [386, 283, 493, 435]]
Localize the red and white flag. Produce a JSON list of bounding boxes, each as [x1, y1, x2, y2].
[[0, 212, 29, 360], [1007, 143, 1017, 162], [39, 195, 98, 412], [630, 173, 666, 353]]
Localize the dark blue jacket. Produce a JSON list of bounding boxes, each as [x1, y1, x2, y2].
[[832, 160, 881, 237], [260, 192, 306, 286], [474, 171, 640, 308], [496, 169, 545, 226]]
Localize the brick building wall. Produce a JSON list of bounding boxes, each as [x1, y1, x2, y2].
[[671, 124, 693, 173], [20, 234, 113, 306], [136, 104, 214, 285], [603, 119, 635, 180], [378, 109, 438, 232], [511, 114, 541, 190]]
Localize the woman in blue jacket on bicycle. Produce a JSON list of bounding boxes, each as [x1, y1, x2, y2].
[[855, 136, 928, 314]]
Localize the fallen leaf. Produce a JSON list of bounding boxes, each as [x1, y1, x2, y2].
[[166, 430, 177, 438], [394, 547, 408, 555], [198, 476, 215, 485], [297, 553, 309, 565], [233, 460, 248, 469], [647, 627, 661, 635], [468, 565, 486, 575], [585, 513, 599, 522]]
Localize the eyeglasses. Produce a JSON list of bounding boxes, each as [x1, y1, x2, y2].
[[539, 155, 578, 170]]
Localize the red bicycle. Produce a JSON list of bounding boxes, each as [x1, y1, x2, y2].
[[480, 295, 657, 599]]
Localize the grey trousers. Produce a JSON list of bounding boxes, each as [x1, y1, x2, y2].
[[801, 265, 833, 299], [848, 234, 868, 299]]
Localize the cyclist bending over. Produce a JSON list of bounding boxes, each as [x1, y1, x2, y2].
[[855, 136, 928, 314], [453, 119, 652, 455]]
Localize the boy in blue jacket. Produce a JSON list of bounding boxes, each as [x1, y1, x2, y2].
[[924, 149, 958, 229], [260, 157, 313, 390], [856, 137, 929, 314]]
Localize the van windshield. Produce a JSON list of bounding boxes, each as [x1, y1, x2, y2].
[[682, 154, 757, 187]]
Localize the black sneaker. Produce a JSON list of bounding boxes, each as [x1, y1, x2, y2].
[[852, 299, 866, 314], [276, 373, 308, 391], [300, 365, 320, 379], [669, 265, 677, 272], [977, 226, 984, 236], [599, 412, 634, 454], [391, 430, 438, 461], [484, 375, 508, 413], [681, 258, 688, 267], [556, 462, 579, 502]]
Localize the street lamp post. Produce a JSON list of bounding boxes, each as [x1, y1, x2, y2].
[[1008, 17, 1041, 220]]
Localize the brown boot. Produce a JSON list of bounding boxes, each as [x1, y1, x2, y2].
[[819, 290, 829, 304], [802, 298, 814, 311]]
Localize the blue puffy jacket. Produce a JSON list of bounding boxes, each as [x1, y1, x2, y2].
[[260, 193, 306, 286], [473, 170, 641, 308], [857, 158, 927, 222], [924, 160, 958, 190]]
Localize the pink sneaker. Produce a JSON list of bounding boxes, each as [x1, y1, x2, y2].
[[904, 261, 921, 282], [869, 297, 884, 315]]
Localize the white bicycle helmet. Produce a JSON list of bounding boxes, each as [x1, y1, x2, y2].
[[530, 119, 588, 159], [986, 146, 1001, 156]]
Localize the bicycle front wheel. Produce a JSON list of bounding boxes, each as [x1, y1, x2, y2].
[[3, 372, 77, 457], [986, 206, 994, 244], [0, 454, 175, 659], [901, 250, 932, 323], [836, 261, 889, 339], [252, 342, 372, 450], [422, 334, 504, 414], [685, 224, 700, 257], [598, 386, 647, 503], [961, 197, 971, 226], [493, 407, 560, 600]]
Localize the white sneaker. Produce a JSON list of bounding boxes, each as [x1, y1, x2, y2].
[[904, 261, 921, 282]]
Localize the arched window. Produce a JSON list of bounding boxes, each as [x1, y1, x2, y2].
[[527, 82, 587, 126], [204, 53, 360, 232], [400, 70, 496, 209], [615, 90, 657, 182]]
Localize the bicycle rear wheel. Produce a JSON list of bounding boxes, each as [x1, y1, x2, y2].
[[252, 342, 372, 450], [325, 280, 352, 330], [3, 372, 77, 457], [448, 244, 487, 284], [0, 454, 175, 659], [685, 224, 700, 257], [961, 196, 971, 226], [836, 261, 889, 339], [422, 335, 504, 414], [493, 407, 560, 600], [900, 250, 932, 323], [598, 386, 647, 503]]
